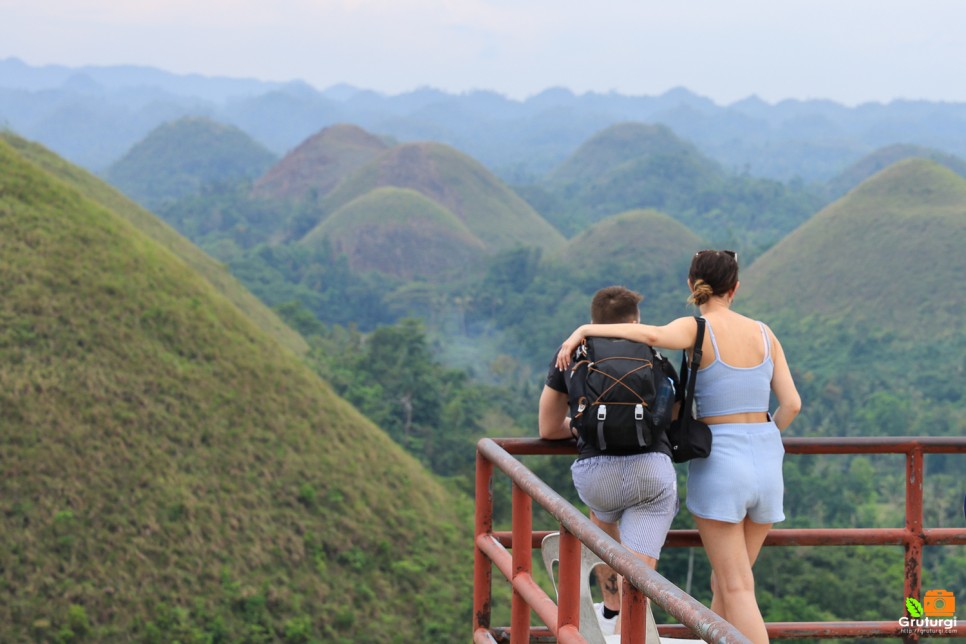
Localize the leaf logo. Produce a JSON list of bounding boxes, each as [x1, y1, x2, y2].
[[906, 597, 924, 618]]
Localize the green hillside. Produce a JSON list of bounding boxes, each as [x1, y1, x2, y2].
[[0, 138, 472, 641], [548, 208, 704, 288], [742, 158, 965, 337], [549, 122, 718, 185], [1, 132, 307, 356], [474, 208, 706, 365], [824, 144, 966, 200], [105, 116, 277, 208], [741, 158, 966, 437], [252, 123, 391, 202], [301, 186, 486, 280], [318, 142, 567, 253], [536, 122, 823, 252]]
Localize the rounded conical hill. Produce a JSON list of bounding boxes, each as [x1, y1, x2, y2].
[[2, 131, 307, 355], [549, 122, 717, 185], [105, 116, 277, 207], [301, 186, 487, 279], [252, 123, 390, 201], [742, 158, 966, 338], [320, 141, 566, 252], [825, 144, 966, 200], [0, 138, 470, 641], [547, 209, 705, 318]]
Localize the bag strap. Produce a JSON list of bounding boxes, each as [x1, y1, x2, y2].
[[677, 316, 707, 431]]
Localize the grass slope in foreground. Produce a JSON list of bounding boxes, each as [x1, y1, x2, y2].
[[2, 131, 307, 356], [0, 137, 472, 642]]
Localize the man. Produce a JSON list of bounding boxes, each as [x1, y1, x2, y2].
[[538, 285, 679, 636]]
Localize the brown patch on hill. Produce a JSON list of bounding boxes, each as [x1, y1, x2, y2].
[[252, 123, 389, 200]]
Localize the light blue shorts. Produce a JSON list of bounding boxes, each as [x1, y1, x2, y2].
[[686, 422, 785, 524], [571, 452, 679, 559]]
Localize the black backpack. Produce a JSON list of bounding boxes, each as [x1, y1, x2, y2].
[[567, 337, 678, 452]]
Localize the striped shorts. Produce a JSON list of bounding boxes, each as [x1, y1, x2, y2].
[[571, 452, 679, 559]]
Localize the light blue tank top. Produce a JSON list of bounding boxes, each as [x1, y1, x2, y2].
[[694, 320, 773, 417]]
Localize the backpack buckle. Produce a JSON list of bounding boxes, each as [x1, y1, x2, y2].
[[597, 405, 607, 421], [634, 404, 644, 421]]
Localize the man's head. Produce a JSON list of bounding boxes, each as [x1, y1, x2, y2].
[[590, 286, 642, 324]]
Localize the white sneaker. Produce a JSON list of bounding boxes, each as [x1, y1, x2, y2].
[[594, 601, 618, 636]]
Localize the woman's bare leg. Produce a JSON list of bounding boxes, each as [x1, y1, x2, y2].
[[696, 516, 771, 643]]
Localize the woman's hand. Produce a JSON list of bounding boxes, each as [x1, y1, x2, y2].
[[556, 327, 586, 371]]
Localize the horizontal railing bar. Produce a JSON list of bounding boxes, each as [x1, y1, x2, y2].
[[478, 438, 750, 644], [659, 621, 964, 639], [492, 436, 966, 456], [495, 527, 966, 550]]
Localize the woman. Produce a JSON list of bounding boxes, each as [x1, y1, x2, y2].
[[556, 249, 801, 643]]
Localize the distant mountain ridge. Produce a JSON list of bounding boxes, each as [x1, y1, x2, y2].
[[6, 57, 966, 183]]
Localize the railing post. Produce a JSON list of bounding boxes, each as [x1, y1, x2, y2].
[[474, 449, 494, 637], [903, 446, 924, 643], [557, 527, 581, 635], [620, 577, 648, 643], [510, 481, 532, 644]]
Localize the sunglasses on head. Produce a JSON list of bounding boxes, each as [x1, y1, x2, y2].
[[695, 249, 738, 263]]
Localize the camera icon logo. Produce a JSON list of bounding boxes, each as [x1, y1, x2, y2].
[[923, 589, 956, 618]]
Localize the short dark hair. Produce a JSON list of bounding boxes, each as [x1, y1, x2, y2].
[[591, 286, 642, 324]]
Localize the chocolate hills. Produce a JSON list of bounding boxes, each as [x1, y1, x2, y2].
[[1, 132, 307, 356], [301, 186, 486, 280], [824, 143, 966, 200], [104, 116, 277, 208], [0, 136, 471, 641], [740, 158, 966, 436], [742, 158, 966, 337], [316, 141, 567, 253], [252, 123, 391, 201], [538, 122, 823, 249]]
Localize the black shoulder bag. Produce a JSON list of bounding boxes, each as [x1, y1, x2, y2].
[[667, 316, 713, 463]]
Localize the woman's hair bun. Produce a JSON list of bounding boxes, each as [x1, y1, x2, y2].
[[688, 279, 714, 305]]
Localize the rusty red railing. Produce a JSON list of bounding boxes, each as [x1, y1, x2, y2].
[[473, 436, 966, 643]]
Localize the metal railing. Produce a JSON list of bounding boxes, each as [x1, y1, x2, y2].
[[473, 436, 966, 643]]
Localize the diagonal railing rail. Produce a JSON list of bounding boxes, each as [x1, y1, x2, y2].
[[473, 436, 966, 643]]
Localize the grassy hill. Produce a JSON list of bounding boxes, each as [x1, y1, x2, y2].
[[104, 116, 277, 208], [741, 158, 966, 436], [301, 186, 486, 280], [252, 123, 391, 202], [824, 143, 966, 200], [549, 122, 718, 186], [1, 132, 307, 356], [479, 208, 706, 366], [0, 137, 472, 641], [318, 141, 567, 253], [742, 158, 965, 337], [536, 122, 824, 252]]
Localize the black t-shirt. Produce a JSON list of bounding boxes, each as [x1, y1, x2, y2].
[[545, 346, 678, 460]]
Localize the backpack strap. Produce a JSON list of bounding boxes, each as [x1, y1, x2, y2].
[[634, 403, 650, 448], [678, 317, 707, 430]]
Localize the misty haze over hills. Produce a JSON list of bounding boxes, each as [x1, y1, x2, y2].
[[4, 56, 966, 184]]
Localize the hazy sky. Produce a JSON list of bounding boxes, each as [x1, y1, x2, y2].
[[3, 0, 966, 105]]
